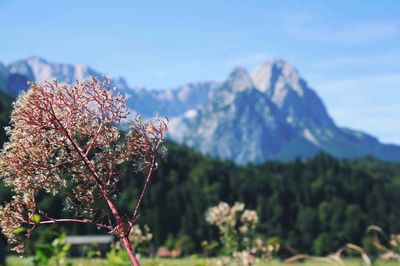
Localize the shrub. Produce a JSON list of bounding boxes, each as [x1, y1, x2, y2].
[[206, 201, 261, 265], [31, 233, 71, 266]]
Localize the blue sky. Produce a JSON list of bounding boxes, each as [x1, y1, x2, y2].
[[0, 0, 399, 144]]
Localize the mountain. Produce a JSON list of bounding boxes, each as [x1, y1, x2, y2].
[[169, 60, 400, 163], [2, 56, 400, 163], [2, 57, 218, 117]]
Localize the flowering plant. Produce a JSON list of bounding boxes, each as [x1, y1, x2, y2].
[[0, 77, 167, 266], [206, 202, 281, 265], [206, 202, 259, 265], [129, 224, 153, 255]]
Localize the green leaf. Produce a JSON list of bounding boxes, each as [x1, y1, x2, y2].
[[12, 226, 26, 235], [32, 214, 41, 223], [62, 243, 71, 252]]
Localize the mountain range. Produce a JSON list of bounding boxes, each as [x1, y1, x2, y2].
[[1, 56, 399, 164]]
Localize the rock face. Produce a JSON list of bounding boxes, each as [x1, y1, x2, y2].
[[8, 56, 99, 84], [2, 57, 400, 164]]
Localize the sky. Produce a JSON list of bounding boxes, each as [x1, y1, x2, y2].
[[0, 0, 399, 144]]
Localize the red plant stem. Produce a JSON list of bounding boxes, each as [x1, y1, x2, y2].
[[50, 112, 123, 224], [122, 235, 141, 266], [36, 219, 111, 230], [50, 110, 141, 266], [130, 152, 156, 223]]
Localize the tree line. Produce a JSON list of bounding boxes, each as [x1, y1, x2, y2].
[[129, 143, 400, 255]]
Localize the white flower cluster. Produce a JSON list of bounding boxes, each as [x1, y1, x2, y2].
[[206, 202, 262, 266], [240, 210, 258, 225], [233, 251, 257, 266], [251, 238, 281, 258], [206, 202, 245, 230], [129, 224, 153, 247], [239, 210, 259, 235]]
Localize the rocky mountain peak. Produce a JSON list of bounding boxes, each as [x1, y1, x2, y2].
[[27, 56, 48, 65], [251, 60, 304, 103], [226, 67, 254, 92], [7, 56, 99, 84]]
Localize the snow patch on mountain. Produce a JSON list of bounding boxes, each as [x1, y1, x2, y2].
[[303, 128, 320, 146]]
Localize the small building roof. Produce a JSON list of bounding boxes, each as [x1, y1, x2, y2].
[[65, 235, 114, 245]]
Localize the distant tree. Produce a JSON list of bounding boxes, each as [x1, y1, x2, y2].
[[0, 90, 13, 144], [0, 235, 5, 266], [0, 77, 167, 266], [312, 233, 331, 256]]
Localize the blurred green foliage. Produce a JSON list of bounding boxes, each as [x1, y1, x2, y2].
[[30, 233, 71, 266], [164, 234, 195, 255], [106, 247, 131, 266]]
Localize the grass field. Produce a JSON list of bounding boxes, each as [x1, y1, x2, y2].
[[6, 256, 400, 266]]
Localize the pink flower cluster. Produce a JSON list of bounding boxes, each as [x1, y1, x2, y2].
[[0, 77, 166, 262]]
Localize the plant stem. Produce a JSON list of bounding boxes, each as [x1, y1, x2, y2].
[[37, 218, 111, 230], [130, 153, 156, 223], [121, 234, 141, 266], [51, 110, 140, 265]]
